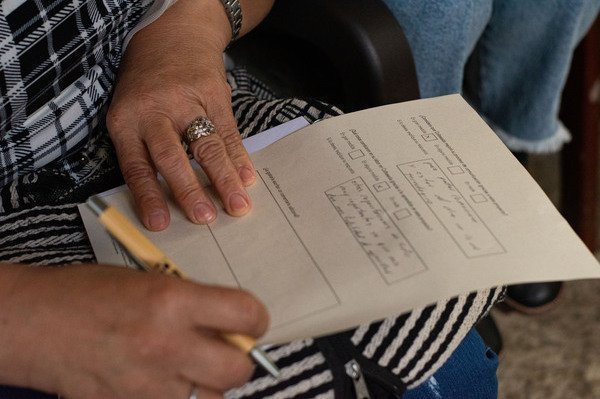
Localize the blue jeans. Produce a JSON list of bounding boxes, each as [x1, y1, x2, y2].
[[403, 328, 498, 399], [381, 0, 600, 153]]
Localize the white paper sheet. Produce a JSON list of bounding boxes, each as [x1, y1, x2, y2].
[[80, 96, 600, 344]]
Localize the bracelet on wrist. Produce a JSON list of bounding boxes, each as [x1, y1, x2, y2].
[[218, 0, 242, 43]]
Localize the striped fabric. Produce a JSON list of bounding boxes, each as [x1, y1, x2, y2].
[[0, 66, 504, 397], [226, 288, 503, 398], [0, 203, 93, 265]]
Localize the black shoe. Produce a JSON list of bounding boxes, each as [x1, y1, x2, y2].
[[475, 314, 503, 355], [504, 281, 563, 314]]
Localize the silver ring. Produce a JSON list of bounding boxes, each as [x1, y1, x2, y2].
[[188, 384, 199, 399], [184, 116, 215, 144]]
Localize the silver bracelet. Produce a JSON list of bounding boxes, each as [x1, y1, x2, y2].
[[219, 0, 242, 43]]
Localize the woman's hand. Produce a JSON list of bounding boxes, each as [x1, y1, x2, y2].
[[107, 0, 272, 231], [0, 264, 269, 399]]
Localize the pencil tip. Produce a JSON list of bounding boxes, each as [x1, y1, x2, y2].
[[250, 347, 280, 379], [87, 195, 107, 216]]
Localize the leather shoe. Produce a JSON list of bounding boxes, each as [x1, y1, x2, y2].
[[504, 281, 563, 314]]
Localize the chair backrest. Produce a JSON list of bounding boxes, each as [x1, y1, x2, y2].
[[228, 0, 420, 112]]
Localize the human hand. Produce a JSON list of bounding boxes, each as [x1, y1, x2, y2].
[[107, 0, 257, 231], [0, 264, 268, 399]]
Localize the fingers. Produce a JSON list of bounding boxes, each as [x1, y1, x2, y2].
[[187, 104, 254, 217], [146, 107, 253, 220], [110, 108, 254, 230], [179, 281, 270, 338], [149, 280, 268, 393], [110, 112, 254, 231], [188, 134, 251, 217], [180, 331, 256, 392], [160, 280, 267, 394], [206, 102, 256, 187], [109, 125, 172, 231], [144, 118, 218, 224]]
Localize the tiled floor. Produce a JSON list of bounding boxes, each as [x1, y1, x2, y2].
[[495, 153, 600, 398]]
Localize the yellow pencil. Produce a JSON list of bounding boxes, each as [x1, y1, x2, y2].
[[87, 196, 280, 379]]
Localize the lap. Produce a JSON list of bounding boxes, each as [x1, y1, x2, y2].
[[0, 68, 502, 398], [403, 328, 498, 399]]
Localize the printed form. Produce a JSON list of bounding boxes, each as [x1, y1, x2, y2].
[[80, 95, 600, 344]]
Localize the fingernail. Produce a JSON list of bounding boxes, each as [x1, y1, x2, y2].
[[239, 166, 255, 184], [148, 211, 167, 231], [229, 193, 249, 212], [194, 202, 216, 223]]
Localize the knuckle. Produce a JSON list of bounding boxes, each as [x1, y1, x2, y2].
[[234, 290, 268, 334], [147, 277, 185, 317], [175, 185, 204, 206], [105, 106, 128, 134], [133, 189, 165, 218], [136, 92, 168, 112], [106, 116, 139, 150], [212, 169, 238, 189], [193, 138, 227, 164], [108, 94, 170, 134], [152, 145, 183, 175], [201, 78, 231, 101], [121, 162, 155, 187], [126, 281, 184, 359], [202, 84, 224, 102], [130, 277, 183, 327], [124, 326, 169, 370], [220, 127, 243, 147]]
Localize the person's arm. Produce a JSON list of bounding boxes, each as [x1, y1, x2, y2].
[[107, 0, 275, 231], [0, 263, 268, 398]]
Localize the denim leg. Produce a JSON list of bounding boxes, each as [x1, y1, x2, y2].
[[381, 0, 600, 152], [379, 0, 493, 97], [402, 328, 498, 399], [473, 0, 600, 152]]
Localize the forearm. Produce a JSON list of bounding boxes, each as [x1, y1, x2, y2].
[[0, 264, 44, 389]]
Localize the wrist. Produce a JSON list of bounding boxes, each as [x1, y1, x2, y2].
[[164, 0, 233, 51]]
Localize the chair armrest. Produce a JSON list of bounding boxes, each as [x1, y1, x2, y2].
[[229, 0, 419, 111]]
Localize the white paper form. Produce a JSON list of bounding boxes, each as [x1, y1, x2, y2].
[[80, 95, 600, 344]]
